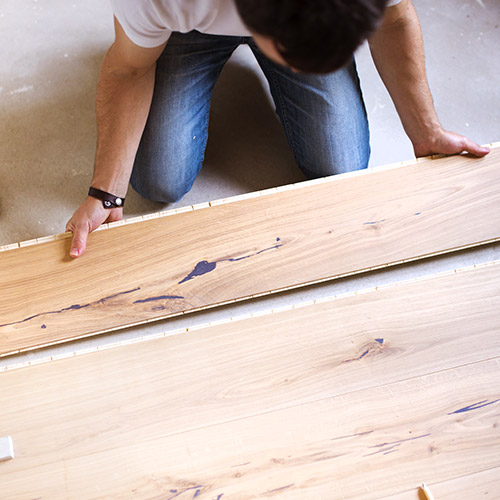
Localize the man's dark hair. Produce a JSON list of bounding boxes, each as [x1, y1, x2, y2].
[[235, 0, 389, 74]]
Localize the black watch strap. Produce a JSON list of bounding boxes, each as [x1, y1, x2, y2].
[[88, 187, 125, 209]]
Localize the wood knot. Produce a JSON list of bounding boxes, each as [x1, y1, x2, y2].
[[342, 338, 386, 363]]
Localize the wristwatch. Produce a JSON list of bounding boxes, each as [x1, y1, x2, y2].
[[88, 187, 125, 209]]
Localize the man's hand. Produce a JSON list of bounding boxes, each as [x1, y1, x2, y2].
[[413, 128, 490, 158], [369, 1, 489, 162], [66, 197, 123, 258], [65, 19, 166, 259]]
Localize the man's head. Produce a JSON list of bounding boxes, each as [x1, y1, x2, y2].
[[235, 0, 389, 73]]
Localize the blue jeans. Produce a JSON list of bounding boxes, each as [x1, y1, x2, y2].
[[131, 31, 370, 203]]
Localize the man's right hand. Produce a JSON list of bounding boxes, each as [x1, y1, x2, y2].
[[63, 19, 164, 259], [66, 197, 123, 258]]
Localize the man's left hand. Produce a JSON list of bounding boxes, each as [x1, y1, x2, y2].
[[412, 129, 490, 158]]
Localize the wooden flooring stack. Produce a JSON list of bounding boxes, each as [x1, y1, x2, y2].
[[1, 147, 500, 356], [1, 261, 499, 499]]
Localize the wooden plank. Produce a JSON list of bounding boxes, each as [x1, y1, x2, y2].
[[1, 361, 498, 499], [1, 146, 500, 356], [380, 467, 500, 499], [1, 261, 499, 498]]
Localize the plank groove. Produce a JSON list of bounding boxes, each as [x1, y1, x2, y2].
[[1, 148, 500, 356], [1, 261, 499, 498]]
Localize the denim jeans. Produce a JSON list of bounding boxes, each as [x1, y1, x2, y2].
[[131, 30, 370, 203]]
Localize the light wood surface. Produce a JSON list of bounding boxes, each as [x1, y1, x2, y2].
[[2, 147, 500, 357], [374, 467, 500, 500], [1, 261, 499, 499]]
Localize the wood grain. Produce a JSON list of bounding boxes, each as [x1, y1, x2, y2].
[[1, 261, 499, 499], [381, 468, 500, 500], [1, 360, 499, 499], [1, 147, 500, 356]]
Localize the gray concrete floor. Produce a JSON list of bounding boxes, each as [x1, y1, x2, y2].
[[1, 0, 499, 368]]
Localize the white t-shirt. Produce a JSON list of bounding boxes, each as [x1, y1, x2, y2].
[[111, 0, 403, 48]]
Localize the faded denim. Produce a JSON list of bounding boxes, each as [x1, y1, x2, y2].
[[131, 30, 370, 203]]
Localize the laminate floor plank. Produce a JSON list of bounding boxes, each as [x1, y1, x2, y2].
[[1, 262, 499, 498], [1, 147, 500, 356], [1, 359, 499, 499], [379, 467, 500, 500], [1, 262, 499, 471]]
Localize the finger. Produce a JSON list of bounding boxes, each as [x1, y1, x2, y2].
[[69, 224, 89, 258], [461, 138, 490, 157]]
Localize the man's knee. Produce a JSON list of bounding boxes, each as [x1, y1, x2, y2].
[[298, 141, 370, 179], [130, 180, 189, 204], [130, 162, 199, 204]]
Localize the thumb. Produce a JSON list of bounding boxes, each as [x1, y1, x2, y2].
[[461, 138, 490, 157], [69, 224, 90, 258]]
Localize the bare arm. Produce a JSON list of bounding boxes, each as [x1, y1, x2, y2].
[[368, 0, 489, 158], [66, 18, 167, 257]]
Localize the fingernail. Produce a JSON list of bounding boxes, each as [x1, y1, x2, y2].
[[70, 248, 79, 257]]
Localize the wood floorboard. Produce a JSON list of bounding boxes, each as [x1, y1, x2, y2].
[[1, 262, 499, 469], [1, 147, 500, 356], [1, 359, 499, 499], [378, 467, 500, 499], [1, 262, 499, 498]]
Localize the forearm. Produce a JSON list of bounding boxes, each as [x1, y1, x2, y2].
[[66, 18, 166, 258], [91, 44, 156, 198], [368, 1, 440, 148]]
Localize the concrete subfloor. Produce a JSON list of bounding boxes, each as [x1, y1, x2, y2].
[[1, 0, 499, 368]]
